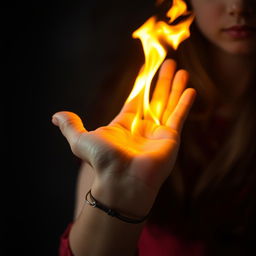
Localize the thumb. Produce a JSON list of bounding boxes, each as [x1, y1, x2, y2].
[[52, 111, 87, 148]]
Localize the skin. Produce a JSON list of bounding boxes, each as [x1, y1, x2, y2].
[[190, 0, 256, 105], [52, 60, 196, 216], [53, 60, 196, 256], [53, 1, 256, 255], [190, 0, 256, 55]]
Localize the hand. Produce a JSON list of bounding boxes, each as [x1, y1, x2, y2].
[[52, 59, 196, 216]]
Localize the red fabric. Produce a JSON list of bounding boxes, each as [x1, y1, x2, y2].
[[59, 222, 205, 256], [59, 223, 74, 256], [58, 116, 238, 256], [137, 224, 205, 256]]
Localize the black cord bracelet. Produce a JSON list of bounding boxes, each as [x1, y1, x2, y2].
[[85, 190, 150, 224]]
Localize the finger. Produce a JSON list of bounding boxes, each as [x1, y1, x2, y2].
[[119, 92, 142, 115], [110, 112, 138, 131], [110, 91, 143, 130], [52, 111, 87, 147], [166, 88, 196, 133], [162, 69, 189, 124], [149, 59, 176, 120]]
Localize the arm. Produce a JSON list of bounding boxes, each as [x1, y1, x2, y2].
[[70, 162, 145, 256], [53, 59, 196, 256]]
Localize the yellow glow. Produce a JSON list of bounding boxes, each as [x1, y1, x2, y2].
[[125, 0, 194, 133], [167, 0, 188, 23]]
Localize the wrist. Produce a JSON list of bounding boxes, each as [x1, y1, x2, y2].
[[91, 176, 158, 218], [85, 189, 151, 223]]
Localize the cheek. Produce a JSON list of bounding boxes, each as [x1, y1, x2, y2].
[[194, 7, 221, 41]]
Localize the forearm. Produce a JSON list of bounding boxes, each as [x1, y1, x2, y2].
[[68, 164, 157, 256], [69, 202, 145, 256]]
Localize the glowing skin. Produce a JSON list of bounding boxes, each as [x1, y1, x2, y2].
[[52, 60, 196, 256], [190, 0, 256, 55]]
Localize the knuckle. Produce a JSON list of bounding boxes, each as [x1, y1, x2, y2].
[[60, 116, 78, 135]]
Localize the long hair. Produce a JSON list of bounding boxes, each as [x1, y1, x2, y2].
[[168, 21, 256, 198], [93, 0, 256, 247], [147, 0, 256, 249]]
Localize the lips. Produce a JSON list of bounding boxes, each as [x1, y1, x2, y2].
[[223, 25, 256, 39]]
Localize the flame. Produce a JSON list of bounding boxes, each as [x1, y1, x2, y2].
[[125, 0, 194, 133]]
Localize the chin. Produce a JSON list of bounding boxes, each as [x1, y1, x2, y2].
[[219, 42, 256, 56]]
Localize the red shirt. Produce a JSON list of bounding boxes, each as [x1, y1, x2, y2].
[[59, 114, 253, 255], [59, 223, 74, 256], [59, 222, 205, 256]]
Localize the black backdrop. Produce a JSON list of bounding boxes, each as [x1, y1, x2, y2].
[[6, 1, 157, 255]]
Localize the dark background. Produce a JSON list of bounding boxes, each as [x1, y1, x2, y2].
[[5, 1, 157, 255]]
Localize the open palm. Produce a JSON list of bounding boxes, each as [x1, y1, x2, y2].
[[52, 59, 196, 197]]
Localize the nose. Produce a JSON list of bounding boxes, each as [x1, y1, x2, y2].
[[227, 1, 253, 17]]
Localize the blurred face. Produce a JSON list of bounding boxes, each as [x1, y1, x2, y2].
[[190, 0, 256, 55]]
